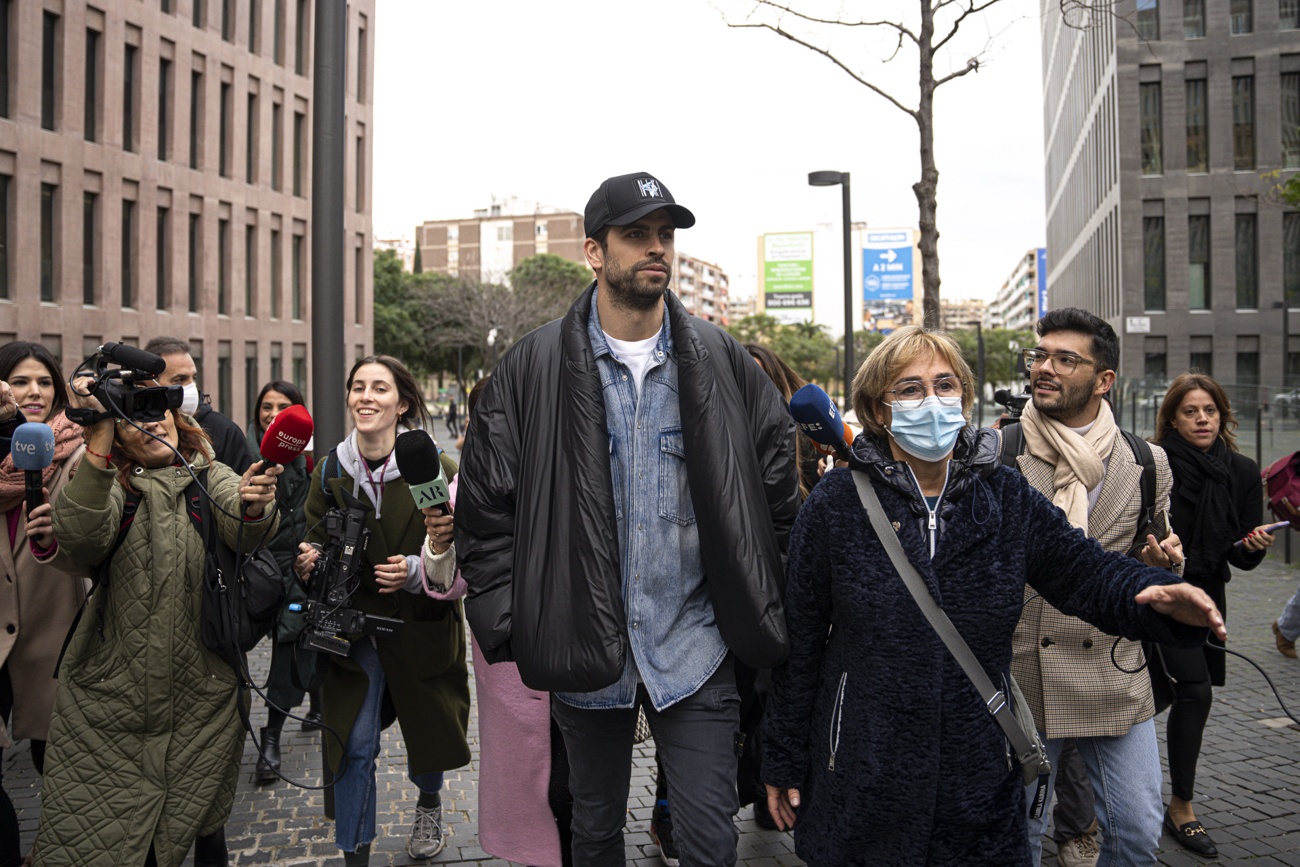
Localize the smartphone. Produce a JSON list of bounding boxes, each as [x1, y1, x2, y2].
[[1233, 520, 1290, 546]]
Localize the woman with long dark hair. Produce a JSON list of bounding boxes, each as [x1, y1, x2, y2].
[[1150, 371, 1276, 856], [0, 342, 86, 867], [744, 343, 822, 499], [244, 380, 317, 783], [294, 355, 469, 867]]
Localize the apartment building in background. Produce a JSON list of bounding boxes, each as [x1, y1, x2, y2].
[[940, 297, 988, 331], [0, 0, 376, 427], [675, 251, 730, 325], [1041, 0, 1300, 391], [985, 248, 1046, 331]]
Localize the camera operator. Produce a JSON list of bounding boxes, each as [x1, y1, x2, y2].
[[293, 355, 469, 867], [31, 374, 280, 867]]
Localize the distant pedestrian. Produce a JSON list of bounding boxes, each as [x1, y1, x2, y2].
[[446, 398, 459, 438], [1274, 588, 1300, 658]]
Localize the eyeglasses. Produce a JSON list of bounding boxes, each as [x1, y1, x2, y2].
[[883, 377, 964, 409], [1021, 349, 1099, 375]]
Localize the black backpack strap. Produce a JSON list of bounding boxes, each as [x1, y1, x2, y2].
[[999, 422, 1025, 470], [1121, 429, 1157, 547], [318, 448, 340, 497]]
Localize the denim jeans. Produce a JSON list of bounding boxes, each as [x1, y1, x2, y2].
[[552, 659, 741, 867], [334, 637, 445, 853], [1278, 586, 1300, 641], [1026, 718, 1162, 867]]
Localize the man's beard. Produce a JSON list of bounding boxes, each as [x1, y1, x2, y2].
[[1031, 372, 1096, 422], [604, 256, 671, 312]]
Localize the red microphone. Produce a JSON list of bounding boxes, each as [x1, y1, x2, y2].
[[259, 404, 314, 469]]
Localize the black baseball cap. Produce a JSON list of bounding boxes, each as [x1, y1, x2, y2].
[[584, 172, 696, 238]]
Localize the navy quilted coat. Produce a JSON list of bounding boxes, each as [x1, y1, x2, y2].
[[33, 455, 275, 867], [761, 428, 1205, 866]]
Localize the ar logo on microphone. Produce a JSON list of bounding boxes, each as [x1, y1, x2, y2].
[[414, 478, 450, 508]]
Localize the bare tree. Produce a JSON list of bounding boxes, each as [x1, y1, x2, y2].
[[724, 0, 1007, 328]]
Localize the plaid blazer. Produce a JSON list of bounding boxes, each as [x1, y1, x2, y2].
[[1008, 428, 1176, 739]]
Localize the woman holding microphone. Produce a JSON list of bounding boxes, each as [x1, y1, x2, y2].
[[295, 355, 469, 867]]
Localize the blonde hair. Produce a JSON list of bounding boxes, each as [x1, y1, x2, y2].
[[851, 325, 974, 439]]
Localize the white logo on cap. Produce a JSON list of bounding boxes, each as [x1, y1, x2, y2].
[[637, 179, 662, 199]]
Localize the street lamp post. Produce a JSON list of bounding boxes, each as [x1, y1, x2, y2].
[[809, 171, 853, 411]]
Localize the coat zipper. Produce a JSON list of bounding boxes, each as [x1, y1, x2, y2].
[[828, 671, 847, 771], [905, 463, 950, 558]]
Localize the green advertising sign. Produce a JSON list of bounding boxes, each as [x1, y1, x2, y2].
[[762, 232, 813, 324]]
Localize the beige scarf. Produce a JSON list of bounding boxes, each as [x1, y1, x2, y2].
[[1018, 399, 1117, 530]]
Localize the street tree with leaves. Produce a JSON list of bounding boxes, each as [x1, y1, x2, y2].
[[723, 0, 1008, 328]]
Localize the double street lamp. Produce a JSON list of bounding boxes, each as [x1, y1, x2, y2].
[[809, 171, 853, 411]]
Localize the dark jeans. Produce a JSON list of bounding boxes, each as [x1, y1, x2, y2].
[[1149, 645, 1213, 802], [1051, 739, 1097, 842], [551, 658, 740, 867]]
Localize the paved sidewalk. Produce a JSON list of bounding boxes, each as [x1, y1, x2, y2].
[[7, 518, 1300, 864]]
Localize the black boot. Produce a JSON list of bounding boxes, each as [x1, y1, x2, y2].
[[254, 726, 281, 784], [193, 827, 228, 867], [301, 690, 323, 731]]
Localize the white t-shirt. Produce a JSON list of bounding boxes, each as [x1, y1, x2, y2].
[[603, 332, 661, 402]]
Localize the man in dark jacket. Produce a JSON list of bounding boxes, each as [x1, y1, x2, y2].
[[145, 337, 256, 474], [456, 172, 800, 867]]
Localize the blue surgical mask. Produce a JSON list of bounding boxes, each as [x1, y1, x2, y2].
[[888, 396, 967, 463]]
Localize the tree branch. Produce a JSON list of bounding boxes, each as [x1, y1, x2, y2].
[[934, 57, 981, 87], [932, 0, 1007, 52], [728, 22, 919, 119], [739, 0, 920, 42]]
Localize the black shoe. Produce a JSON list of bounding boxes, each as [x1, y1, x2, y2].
[[300, 707, 323, 731], [650, 798, 680, 867], [1164, 809, 1218, 857], [193, 827, 229, 867], [254, 726, 282, 785]]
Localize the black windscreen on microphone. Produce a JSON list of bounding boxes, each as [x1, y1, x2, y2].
[[99, 342, 167, 376], [393, 430, 450, 515]]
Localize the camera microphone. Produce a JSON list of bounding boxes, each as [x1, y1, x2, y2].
[[394, 430, 451, 515], [11, 422, 55, 518], [259, 404, 314, 470], [789, 383, 853, 460], [98, 342, 167, 376]]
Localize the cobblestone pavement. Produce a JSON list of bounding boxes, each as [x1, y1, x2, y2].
[[7, 441, 1300, 864]]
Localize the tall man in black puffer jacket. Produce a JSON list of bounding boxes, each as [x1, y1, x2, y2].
[[456, 172, 801, 867]]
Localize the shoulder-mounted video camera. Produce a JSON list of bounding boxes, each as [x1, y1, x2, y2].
[[994, 387, 1031, 423], [65, 342, 183, 426]]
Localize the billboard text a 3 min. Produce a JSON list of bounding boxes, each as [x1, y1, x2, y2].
[[762, 232, 814, 324]]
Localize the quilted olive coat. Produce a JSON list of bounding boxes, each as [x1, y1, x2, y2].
[[33, 455, 275, 867]]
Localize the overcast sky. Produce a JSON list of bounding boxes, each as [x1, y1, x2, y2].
[[370, 0, 1047, 302]]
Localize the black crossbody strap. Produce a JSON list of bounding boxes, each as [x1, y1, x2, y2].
[[851, 470, 1042, 769]]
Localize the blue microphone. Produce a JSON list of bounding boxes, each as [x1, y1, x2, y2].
[[11, 422, 55, 517], [789, 383, 853, 460]]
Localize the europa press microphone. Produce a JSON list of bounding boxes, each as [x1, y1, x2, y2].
[[258, 404, 315, 469], [393, 430, 451, 515], [789, 383, 854, 461], [11, 422, 55, 518]]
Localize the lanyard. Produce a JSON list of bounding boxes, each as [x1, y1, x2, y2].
[[361, 452, 392, 506]]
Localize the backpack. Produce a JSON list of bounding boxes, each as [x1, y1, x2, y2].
[[1263, 452, 1300, 523], [999, 422, 1157, 553]]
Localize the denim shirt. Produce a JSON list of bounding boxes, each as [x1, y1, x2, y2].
[[555, 292, 727, 711]]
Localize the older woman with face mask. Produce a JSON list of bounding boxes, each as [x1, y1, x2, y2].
[[759, 326, 1227, 867]]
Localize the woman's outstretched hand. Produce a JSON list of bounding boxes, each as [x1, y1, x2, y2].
[[1135, 582, 1227, 641], [239, 460, 283, 517]]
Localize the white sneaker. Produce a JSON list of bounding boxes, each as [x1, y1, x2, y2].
[[407, 803, 447, 860]]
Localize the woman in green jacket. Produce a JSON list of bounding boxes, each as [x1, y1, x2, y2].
[[295, 355, 469, 867], [33, 388, 281, 867]]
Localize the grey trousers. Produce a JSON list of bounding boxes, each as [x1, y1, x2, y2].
[[551, 658, 741, 867]]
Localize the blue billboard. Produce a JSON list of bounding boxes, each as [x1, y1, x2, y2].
[[862, 230, 917, 333], [1036, 247, 1048, 319]]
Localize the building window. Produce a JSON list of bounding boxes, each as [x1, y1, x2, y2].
[[273, 0, 284, 65], [245, 92, 257, 183], [1231, 0, 1253, 32], [1144, 339, 1167, 381], [1140, 82, 1162, 175], [271, 102, 282, 190], [292, 343, 306, 393], [158, 58, 172, 161], [190, 70, 203, 169], [1186, 78, 1208, 173], [123, 44, 138, 152], [0, 0, 11, 119], [1189, 214, 1211, 310], [270, 341, 282, 380], [354, 241, 364, 324], [218, 217, 229, 314], [1233, 75, 1255, 170], [122, 200, 136, 309], [1138, 0, 1160, 38], [1284, 73, 1300, 168], [84, 30, 100, 142], [156, 206, 169, 309], [0, 175, 8, 299], [188, 213, 200, 312], [291, 234, 303, 319], [1235, 213, 1257, 309], [193, 0, 205, 29], [217, 341, 231, 417], [222, 0, 234, 41], [244, 342, 258, 423], [292, 110, 304, 196], [42, 13, 58, 131], [40, 184, 57, 302], [355, 133, 364, 211], [1237, 351, 1259, 386], [1144, 216, 1165, 310], [248, 0, 258, 52], [1286, 213, 1300, 308], [294, 0, 308, 75], [245, 224, 256, 315], [356, 17, 366, 102], [1190, 349, 1213, 375], [219, 81, 231, 177], [270, 228, 281, 316], [1184, 0, 1205, 36], [1283, 0, 1300, 29], [162, 0, 172, 12], [83, 193, 97, 305]]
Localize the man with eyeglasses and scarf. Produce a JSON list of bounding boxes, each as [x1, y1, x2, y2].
[[1004, 308, 1183, 867]]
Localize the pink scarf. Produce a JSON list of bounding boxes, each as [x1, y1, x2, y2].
[[0, 413, 84, 515]]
